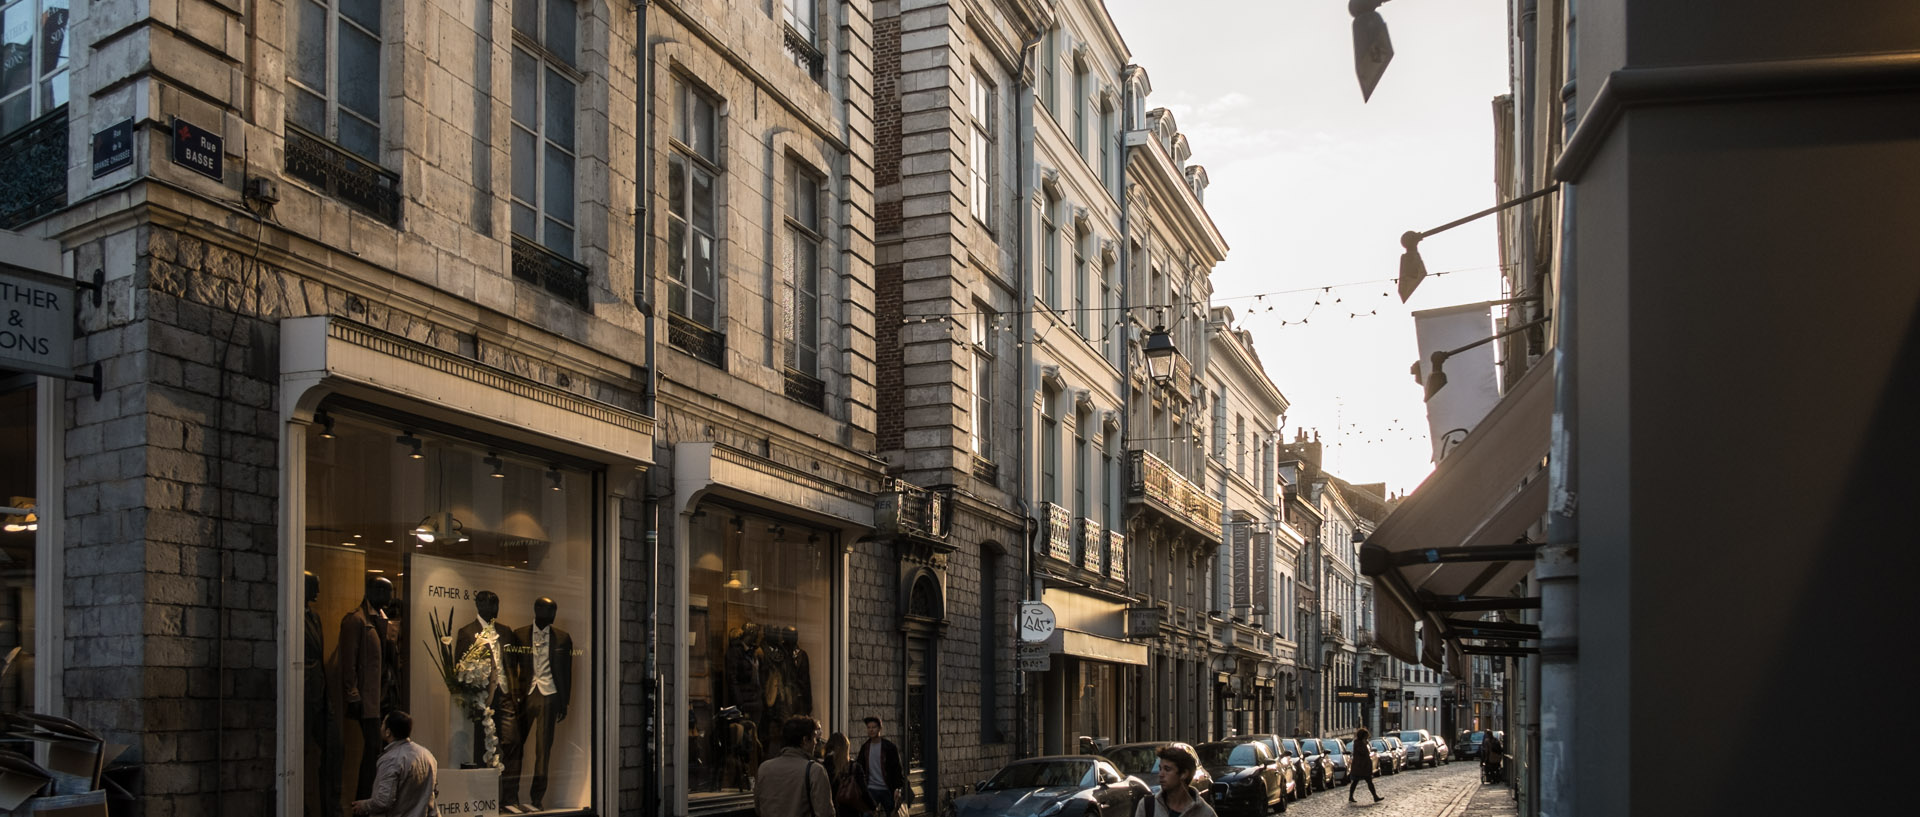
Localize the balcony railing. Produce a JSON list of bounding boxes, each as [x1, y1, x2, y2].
[[1107, 530, 1127, 582], [876, 480, 948, 541], [511, 236, 591, 310], [0, 108, 68, 229], [782, 25, 825, 80], [1041, 502, 1073, 562], [1078, 518, 1103, 571], [1125, 449, 1222, 540], [1321, 612, 1347, 644], [783, 368, 825, 410], [669, 313, 727, 368], [285, 125, 401, 226]]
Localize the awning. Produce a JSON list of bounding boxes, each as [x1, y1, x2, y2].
[[1046, 629, 1150, 666], [1362, 358, 1554, 667]]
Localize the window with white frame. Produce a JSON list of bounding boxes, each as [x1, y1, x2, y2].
[[1039, 28, 1056, 112], [783, 0, 816, 43], [1074, 409, 1088, 521], [1042, 389, 1060, 503], [1072, 60, 1088, 156], [669, 82, 722, 327], [1099, 102, 1115, 193], [1042, 195, 1060, 307], [1099, 255, 1115, 362], [784, 164, 822, 380], [970, 306, 995, 461], [968, 69, 994, 225], [511, 0, 581, 258], [284, 0, 377, 158], [1073, 231, 1089, 336]]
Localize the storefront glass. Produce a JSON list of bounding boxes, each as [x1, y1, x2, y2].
[[1073, 661, 1119, 749], [0, 383, 36, 716], [686, 504, 833, 797], [302, 408, 596, 815]]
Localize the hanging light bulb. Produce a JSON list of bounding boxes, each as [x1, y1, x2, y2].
[[485, 454, 506, 478], [396, 432, 424, 460]]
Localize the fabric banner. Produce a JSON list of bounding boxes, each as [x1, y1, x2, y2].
[[1413, 303, 1500, 462]]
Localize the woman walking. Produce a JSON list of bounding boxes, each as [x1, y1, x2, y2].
[[1348, 728, 1383, 804], [825, 732, 873, 817]]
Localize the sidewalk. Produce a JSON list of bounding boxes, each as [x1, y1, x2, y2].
[[1447, 780, 1519, 817]]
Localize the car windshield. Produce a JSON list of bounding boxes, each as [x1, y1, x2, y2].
[[1466, 732, 1484, 743], [1280, 739, 1300, 755], [1371, 740, 1388, 752], [1103, 747, 1158, 777], [1320, 741, 1343, 755], [1198, 743, 1264, 770], [986, 761, 1089, 791]]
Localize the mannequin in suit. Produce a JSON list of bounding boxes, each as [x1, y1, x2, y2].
[[305, 572, 342, 817], [507, 597, 574, 809], [338, 576, 393, 799], [454, 590, 522, 770]]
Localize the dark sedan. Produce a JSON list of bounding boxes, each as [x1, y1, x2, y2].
[[1196, 741, 1287, 815], [1367, 738, 1400, 775], [949, 757, 1145, 817], [1100, 742, 1212, 798], [1243, 735, 1302, 800], [1287, 738, 1334, 792], [1317, 739, 1351, 784], [1456, 730, 1487, 760]]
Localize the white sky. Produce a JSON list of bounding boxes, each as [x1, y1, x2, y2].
[[1105, 0, 1513, 496]]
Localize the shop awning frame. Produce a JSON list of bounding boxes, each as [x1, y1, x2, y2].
[[1359, 358, 1555, 667]]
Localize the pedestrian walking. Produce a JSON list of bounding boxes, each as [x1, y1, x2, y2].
[[756, 716, 834, 817], [854, 716, 911, 817], [1347, 728, 1382, 804], [826, 732, 876, 817], [349, 711, 436, 817], [1136, 743, 1216, 817]]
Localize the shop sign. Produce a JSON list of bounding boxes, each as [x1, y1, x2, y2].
[[170, 117, 223, 180], [92, 119, 134, 178], [1016, 642, 1049, 672], [0, 266, 73, 378], [1018, 601, 1056, 643], [435, 768, 502, 817], [1125, 604, 1163, 638], [1334, 685, 1372, 703]]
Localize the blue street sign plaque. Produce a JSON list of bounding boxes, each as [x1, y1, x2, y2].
[[92, 119, 134, 178], [171, 117, 223, 181]]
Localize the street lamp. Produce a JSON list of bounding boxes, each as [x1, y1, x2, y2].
[[1395, 184, 1561, 302], [1143, 324, 1179, 385], [1421, 317, 1551, 400]]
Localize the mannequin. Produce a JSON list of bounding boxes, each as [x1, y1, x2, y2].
[[723, 623, 765, 725], [455, 590, 522, 774], [304, 572, 342, 817], [507, 597, 574, 810], [338, 576, 393, 800]]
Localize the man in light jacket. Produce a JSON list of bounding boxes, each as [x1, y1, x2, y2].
[[756, 716, 833, 817], [351, 711, 436, 817]]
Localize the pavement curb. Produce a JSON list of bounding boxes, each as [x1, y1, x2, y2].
[[1433, 775, 1481, 817]]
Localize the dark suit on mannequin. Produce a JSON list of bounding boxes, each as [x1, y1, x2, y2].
[[507, 597, 574, 809], [454, 590, 523, 770], [338, 577, 393, 800], [305, 572, 342, 817]]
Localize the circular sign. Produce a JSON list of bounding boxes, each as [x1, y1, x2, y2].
[[1018, 601, 1057, 643]]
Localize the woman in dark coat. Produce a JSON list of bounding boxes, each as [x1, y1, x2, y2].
[[1348, 728, 1383, 803]]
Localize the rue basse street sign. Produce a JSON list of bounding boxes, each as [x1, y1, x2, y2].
[[171, 117, 223, 181]]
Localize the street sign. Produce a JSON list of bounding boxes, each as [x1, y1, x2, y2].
[[1018, 601, 1056, 643], [1016, 642, 1049, 672], [92, 119, 134, 178], [171, 117, 224, 181]]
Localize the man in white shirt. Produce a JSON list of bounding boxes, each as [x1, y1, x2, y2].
[[508, 597, 573, 810], [351, 710, 436, 817]]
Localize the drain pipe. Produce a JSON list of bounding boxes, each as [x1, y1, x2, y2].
[[1539, 1, 1579, 815], [1013, 32, 1044, 762], [634, 4, 662, 816]]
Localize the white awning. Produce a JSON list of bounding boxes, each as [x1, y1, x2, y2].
[[1046, 629, 1150, 666], [1364, 358, 1553, 666]]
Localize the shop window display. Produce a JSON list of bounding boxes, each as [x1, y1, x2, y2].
[[686, 506, 832, 798], [0, 384, 37, 716], [303, 408, 595, 815]]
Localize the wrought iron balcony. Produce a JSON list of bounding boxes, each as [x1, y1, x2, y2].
[[0, 108, 68, 229], [669, 313, 726, 368], [1125, 449, 1222, 542], [285, 125, 401, 226], [511, 236, 591, 310], [1107, 530, 1127, 582], [783, 368, 825, 410], [783, 25, 825, 81], [1321, 612, 1348, 644], [1078, 517, 1103, 572], [1041, 501, 1073, 563]]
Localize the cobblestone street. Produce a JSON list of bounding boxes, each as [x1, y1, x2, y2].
[[1278, 761, 1510, 817]]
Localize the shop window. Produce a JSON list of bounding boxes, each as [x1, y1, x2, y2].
[[302, 409, 596, 815], [0, 384, 37, 715], [1, 0, 69, 137], [686, 505, 833, 798]]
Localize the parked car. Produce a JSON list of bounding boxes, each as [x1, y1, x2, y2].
[[1456, 730, 1487, 760], [1242, 735, 1303, 800], [1396, 730, 1439, 768], [1318, 739, 1351, 784], [1195, 740, 1288, 815], [951, 756, 1146, 817], [1100, 741, 1212, 797], [1284, 738, 1333, 793], [1432, 734, 1450, 765], [1372, 737, 1402, 774]]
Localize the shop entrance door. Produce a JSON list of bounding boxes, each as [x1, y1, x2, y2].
[[906, 635, 936, 813]]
